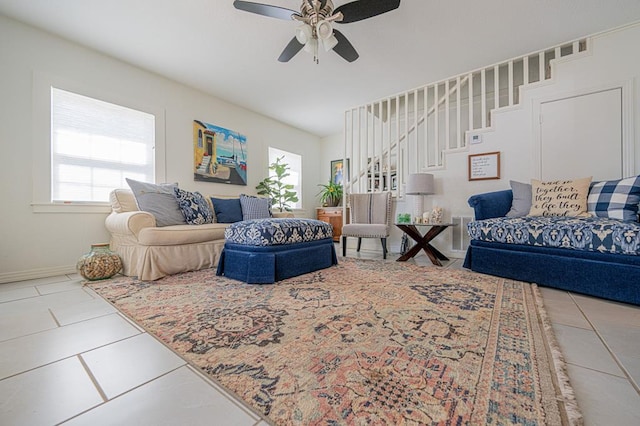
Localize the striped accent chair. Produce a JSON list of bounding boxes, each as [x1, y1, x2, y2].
[[342, 192, 392, 259]]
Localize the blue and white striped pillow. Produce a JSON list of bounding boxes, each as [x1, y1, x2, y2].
[[240, 194, 272, 220], [587, 175, 640, 221]]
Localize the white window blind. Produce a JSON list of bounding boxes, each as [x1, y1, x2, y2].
[[268, 147, 302, 209], [51, 87, 155, 203]]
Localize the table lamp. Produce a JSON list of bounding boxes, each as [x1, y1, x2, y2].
[[405, 173, 434, 221]]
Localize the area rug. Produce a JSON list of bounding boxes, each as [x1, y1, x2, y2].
[[89, 258, 582, 425]]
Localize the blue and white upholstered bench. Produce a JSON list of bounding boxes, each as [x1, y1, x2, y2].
[[216, 218, 338, 283]]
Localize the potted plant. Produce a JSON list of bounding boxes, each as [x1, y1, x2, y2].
[[256, 156, 299, 212], [317, 180, 343, 207]]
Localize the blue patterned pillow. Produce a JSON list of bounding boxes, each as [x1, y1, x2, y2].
[[173, 188, 214, 225], [210, 197, 243, 223], [240, 194, 272, 220], [587, 175, 640, 221]]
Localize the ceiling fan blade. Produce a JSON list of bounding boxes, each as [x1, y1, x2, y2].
[[278, 37, 305, 62], [233, 0, 299, 20], [334, 0, 401, 24], [332, 30, 359, 62]]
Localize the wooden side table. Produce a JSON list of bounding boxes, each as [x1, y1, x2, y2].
[[316, 207, 348, 242], [395, 223, 456, 266]]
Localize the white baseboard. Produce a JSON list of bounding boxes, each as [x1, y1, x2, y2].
[[0, 265, 77, 284]]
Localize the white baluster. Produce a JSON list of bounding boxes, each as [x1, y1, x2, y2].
[[508, 61, 514, 106], [456, 76, 461, 149], [481, 69, 486, 128]]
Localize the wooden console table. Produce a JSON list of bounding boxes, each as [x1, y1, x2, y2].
[[316, 207, 349, 242], [395, 223, 456, 266]]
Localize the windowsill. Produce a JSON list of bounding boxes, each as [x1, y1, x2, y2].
[[31, 202, 111, 214]]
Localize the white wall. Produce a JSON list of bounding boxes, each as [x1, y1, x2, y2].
[[0, 15, 322, 282], [322, 22, 640, 258]]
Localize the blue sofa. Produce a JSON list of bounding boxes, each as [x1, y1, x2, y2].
[[463, 189, 640, 305]]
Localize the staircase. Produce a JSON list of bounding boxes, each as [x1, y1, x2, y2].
[[343, 37, 589, 196], [196, 155, 212, 175]]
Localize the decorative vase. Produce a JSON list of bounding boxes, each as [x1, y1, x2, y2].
[[325, 196, 341, 207], [77, 243, 122, 281], [430, 207, 443, 224]]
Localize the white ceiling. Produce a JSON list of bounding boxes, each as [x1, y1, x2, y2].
[[2, 0, 640, 137]]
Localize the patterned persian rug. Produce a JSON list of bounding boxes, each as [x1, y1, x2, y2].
[[89, 258, 582, 425]]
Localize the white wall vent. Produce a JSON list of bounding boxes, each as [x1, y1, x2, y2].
[[451, 216, 472, 251]]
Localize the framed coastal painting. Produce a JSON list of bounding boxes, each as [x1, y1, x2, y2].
[[330, 159, 349, 186], [193, 120, 247, 185]]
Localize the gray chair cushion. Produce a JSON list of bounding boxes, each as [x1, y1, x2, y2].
[[342, 223, 389, 238]]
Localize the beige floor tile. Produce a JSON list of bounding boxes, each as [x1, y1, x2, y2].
[[0, 314, 140, 379], [81, 333, 186, 399], [543, 298, 592, 330], [0, 288, 96, 315], [62, 366, 259, 425], [616, 352, 640, 390], [0, 286, 39, 303], [36, 278, 84, 295], [593, 324, 640, 386], [539, 286, 573, 302], [0, 280, 39, 292], [567, 364, 640, 426], [552, 324, 624, 377], [573, 294, 640, 326], [0, 309, 58, 342], [50, 297, 117, 326], [0, 357, 102, 426]]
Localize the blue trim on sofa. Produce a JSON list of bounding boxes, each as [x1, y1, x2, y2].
[[464, 240, 640, 305], [216, 238, 338, 284], [464, 189, 640, 306]]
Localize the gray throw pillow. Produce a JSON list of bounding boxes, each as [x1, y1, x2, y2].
[[506, 180, 532, 217], [126, 178, 187, 227]]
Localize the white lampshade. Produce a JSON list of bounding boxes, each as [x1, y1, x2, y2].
[[303, 38, 318, 53], [322, 35, 338, 51], [405, 173, 435, 195], [316, 20, 333, 40], [295, 24, 312, 44]]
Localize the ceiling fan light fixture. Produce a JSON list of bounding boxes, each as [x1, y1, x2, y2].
[[322, 34, 338, 51], [233, 0, 402, 63], [303, 37, 318, 53], [295, 24, 313, 44], [316, 20, 333, 40]]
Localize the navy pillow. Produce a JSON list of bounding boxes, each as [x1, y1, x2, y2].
[[210, 197, 243, 223]]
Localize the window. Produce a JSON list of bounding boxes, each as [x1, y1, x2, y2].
[[51, 87, 155, 203], [268, 147, 302, 209]]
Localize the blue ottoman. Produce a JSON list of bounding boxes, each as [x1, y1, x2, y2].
[[216, 218, 338, 284]]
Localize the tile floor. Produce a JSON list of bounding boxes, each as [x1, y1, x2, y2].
[[0, 248, 638, 425]]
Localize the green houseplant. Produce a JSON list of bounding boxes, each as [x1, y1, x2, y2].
[[317, 180, 343, 207], [256, 156, 299, 212]]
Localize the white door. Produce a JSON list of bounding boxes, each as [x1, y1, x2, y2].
[[540, 88, 622, 181]]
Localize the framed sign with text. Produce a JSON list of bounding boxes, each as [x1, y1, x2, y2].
[[468, 151, 501, 181]]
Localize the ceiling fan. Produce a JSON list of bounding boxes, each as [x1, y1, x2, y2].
[[233, 0, 401, 63]]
